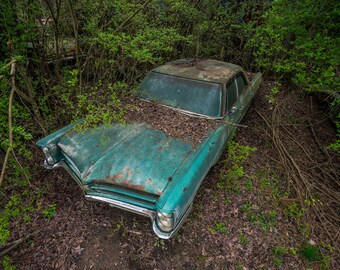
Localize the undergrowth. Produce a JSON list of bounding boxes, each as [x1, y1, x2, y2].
[[218, 141, 256, 192]]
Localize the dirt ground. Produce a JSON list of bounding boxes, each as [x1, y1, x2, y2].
[[5, 81, 340, 269]]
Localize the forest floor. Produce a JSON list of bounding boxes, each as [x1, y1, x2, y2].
[[4, 80, 339, 269]]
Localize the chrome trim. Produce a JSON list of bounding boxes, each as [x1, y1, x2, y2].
[[44, 160, 85, 191], [44, 159, 192, 239], [85, 195, 156, 219], [152, 203, 193, 240]]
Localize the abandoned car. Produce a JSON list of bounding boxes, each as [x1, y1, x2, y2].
[[36, 59, 262, 239]]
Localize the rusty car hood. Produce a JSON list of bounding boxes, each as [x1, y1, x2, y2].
[[57, 123, 193, 195]]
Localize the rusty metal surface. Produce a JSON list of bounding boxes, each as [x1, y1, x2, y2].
[[36, 58, 263, 238], [153, 59, 243, 84], [57, 123, 194, 196]]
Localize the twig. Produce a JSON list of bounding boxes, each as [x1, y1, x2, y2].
[[114, 0, 152, 33], [307, 119, 330, 160], [12, 151, 31, 186], [0, 61, 16, 187], [0, 230, 40, 257]]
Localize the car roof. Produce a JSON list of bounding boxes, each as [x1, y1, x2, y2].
[[152, 58, 244, 84]]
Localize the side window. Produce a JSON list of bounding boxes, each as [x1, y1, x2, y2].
[[236, 74, 246, 96], [225, 79, 237, 113]]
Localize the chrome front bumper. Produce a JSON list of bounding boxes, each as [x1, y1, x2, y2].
[[85, 194, 192, 239], [44, 160, 191, 239]]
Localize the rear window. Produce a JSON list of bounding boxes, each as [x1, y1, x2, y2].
[[138, 72, 222, 117]]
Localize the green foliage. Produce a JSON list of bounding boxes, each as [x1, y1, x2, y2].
[[328, 121, 340, 152], [154, 238, 165, 248], [53, 69, 126, 131], [2, 256, 16, 270], [284, 202, 305, 220], [43, 203, 57, 219], [239, 232, 248, 245], [209, 222, 228, 234], [251, 0, 340, 143], [0, 62, 33, 159], [218, 141, 256, 192], [273, 246, 288, 256], [299, 243, 321, 262], [0, 192, 36, 244], [241, 202, 252, 213], [244, 179, 253, 191], [273, 257, 283, 267], [272, 246, 288, 267], [257, 172, 284, 200]]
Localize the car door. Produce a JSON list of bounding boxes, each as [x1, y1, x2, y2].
[[236, 74, 253, 120], [225, 75, 244, 125]]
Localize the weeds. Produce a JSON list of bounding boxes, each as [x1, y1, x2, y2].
[[43, 203, 57, 219], [239, 232, 248, 245], [273, 257, 283, 267], [299, 243, 321, 262], [0, 192, 36, 244], [241, 202, 252, 213], [111, 219, 125, 237], [218, 141, 256, 192], [2, 256, 16, 270], [154, 238, 165, 248], [273, 246, 288, 256], [284, 202, 305, 219], [245, 179, 253, 191], [209, 222, 228, 234], [235, 260, 244, 270]]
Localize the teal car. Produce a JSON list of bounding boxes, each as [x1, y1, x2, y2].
[[37, 59, 262, 239]]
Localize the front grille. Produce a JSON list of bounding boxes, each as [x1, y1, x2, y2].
[[88, 182, 159, 209]]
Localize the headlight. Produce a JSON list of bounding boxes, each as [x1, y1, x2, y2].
[[42, 147, 55, 165], [156, 212, 174, 232]]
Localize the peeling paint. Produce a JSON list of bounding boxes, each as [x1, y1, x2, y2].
[[58, 143, 77, 155], [106, 173, 124, 182], [119, 180, 145, 191], [83, 165, 94, 179]]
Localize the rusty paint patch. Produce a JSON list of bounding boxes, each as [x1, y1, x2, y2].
[[106, 173, 124, 182], [122, 167, 128, 171], [119, 180, 145, 191], [157, 146, 163, 151], [83, 165, 94, 179], [91, 178, 145, 191], [156, 189, 162, 195], [147, 178, 152, 184]]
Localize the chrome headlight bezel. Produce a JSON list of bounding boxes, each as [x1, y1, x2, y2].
[[156, 211, 174, 232], [42, 146, 55, 165]]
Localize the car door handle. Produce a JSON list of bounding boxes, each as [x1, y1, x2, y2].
[[230, 106, 238, 114]]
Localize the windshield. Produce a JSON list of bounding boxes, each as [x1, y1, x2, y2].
[[138, 72, 222, 117]]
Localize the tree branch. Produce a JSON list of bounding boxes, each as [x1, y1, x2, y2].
[[0, 61, 16, 187]]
